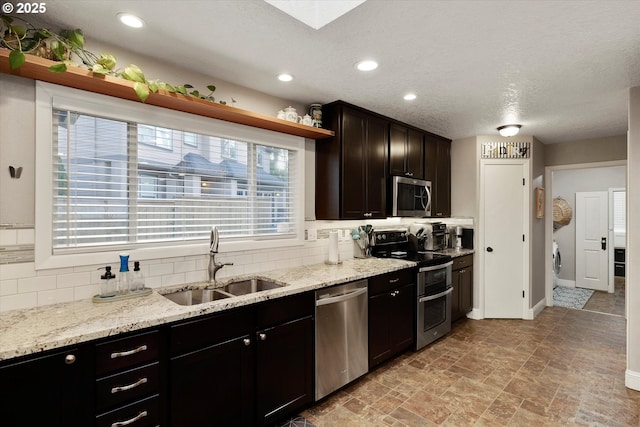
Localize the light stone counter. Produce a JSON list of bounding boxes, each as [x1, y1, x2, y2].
[[437, 248, 475, 258], [0, 257, 414, 361]]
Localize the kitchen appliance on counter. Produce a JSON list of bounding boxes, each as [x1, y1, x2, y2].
[[371, 229, 453, 350], [391, 176, 432, 217], [315, 280, 368, 401], [408, 222, 447, 251]]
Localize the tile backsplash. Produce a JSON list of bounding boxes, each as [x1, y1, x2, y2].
[[0, 218, 473, 313]]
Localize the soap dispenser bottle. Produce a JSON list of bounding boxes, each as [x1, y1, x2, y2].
[[118, 253, 130, 295], [100, 266, 116, 298], [131, 261, 145, 292]]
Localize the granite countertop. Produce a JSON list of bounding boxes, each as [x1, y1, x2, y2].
[[0, 257, 414, 361], [439, 248, 475, 258]]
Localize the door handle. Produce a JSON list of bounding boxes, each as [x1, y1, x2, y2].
[[601, 237, 607, 250], [487, 247, 493, 253]]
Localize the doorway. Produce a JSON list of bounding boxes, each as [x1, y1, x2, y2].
[[544, 161, 627, 317]]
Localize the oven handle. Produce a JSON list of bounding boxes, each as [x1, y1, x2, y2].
[[419, 260, 453, 272], [418, 287, 453, 303]]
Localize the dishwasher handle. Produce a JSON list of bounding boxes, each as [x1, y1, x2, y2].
[[316, 287, 367, 307]]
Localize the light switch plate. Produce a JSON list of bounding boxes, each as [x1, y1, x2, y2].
[[307, 228, 317, 241]]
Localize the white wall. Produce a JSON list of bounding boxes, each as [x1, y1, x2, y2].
[[626, 86, 640, 391]]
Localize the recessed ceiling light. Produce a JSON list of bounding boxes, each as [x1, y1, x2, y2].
[[278, 73, 294, 82], [403, 93, 417, 101], [356, 60, 378, 71], [117, 13, 144, 28], [497, 124, 522, 137]]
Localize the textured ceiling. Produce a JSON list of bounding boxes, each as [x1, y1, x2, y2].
[[32, 0, 640, 143]]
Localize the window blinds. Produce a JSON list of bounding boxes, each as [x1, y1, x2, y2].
[[52, 109, 297, 252]]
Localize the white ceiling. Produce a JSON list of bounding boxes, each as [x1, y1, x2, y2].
[[37, 0, 640, 143]]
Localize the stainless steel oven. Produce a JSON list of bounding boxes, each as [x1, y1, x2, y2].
[[416, 261, 453, 350]]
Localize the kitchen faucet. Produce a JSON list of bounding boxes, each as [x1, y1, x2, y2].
[[209, 226, 233, 283]]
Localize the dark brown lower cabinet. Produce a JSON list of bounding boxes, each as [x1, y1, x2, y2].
[[368, 269, 416, 368], [0, 345, 93, 426], [451, 255, 473, 321], [169, 292, 314, 427]]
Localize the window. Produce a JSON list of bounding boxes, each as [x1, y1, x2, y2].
[[36, 83, 304, 268]]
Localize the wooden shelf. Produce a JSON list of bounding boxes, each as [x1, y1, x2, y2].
[[0, 49, 334, 140]]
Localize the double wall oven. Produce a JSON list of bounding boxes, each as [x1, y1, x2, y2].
[[372, 229, 453, 350]]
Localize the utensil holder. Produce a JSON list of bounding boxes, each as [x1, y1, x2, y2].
[[353, 241, 369, 258]]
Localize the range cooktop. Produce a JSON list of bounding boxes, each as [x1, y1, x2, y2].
[[370, 229, 451, 267]]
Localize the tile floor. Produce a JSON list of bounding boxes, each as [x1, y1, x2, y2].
[[302, 307, 639, 426], [582, 277, 626, 317]]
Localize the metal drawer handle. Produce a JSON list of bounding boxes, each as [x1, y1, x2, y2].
[[243, 338, 251, 346], [111, 410, 148, 427], [259, 333, 267, 341], [65, 354, 76, 365], [111, 345, 147, 359], [111, 377, 148, 394], [389, 278, 400, 284]]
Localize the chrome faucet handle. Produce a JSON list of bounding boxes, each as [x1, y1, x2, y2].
[[210, 227, 219, 253]]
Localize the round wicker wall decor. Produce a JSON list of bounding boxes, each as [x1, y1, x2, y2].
[[553, 197, 573, 226]]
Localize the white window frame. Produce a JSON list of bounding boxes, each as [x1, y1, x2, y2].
[[35, 82, 305, 270]]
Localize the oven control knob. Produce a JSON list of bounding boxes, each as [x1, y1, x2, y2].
[[381, 234, 386, 240]]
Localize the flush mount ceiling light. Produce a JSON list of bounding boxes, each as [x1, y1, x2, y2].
[[277, 73, 294, 82], [356, 60, 378, 71], [497, 124, 522, 137], [117, 13, 144, 28], [264, 0, 366, 30], [403, 93, 417, 101]]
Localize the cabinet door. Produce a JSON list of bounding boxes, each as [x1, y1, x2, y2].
[[434, 140, 451, 217], [0, 346, 93, 426], [368, 291, 392, 368], [407, 129, 424, 179], [365, 115, 388, 218], [170, 335, 254, 427], [459, 267, 473, 315], [255, 316, 314, 426], [389, 123, 407, 176], [389, 282, 416, 354], [341, 107, 367, 218], [451, 269, 461, 321]]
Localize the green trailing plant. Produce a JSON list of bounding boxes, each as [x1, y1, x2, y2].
[[0, 14, 237, 105]]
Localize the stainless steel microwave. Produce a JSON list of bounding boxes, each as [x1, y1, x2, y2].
[[391, 176, 432, 217]]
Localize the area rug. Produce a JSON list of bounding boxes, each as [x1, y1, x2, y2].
[[553, 286, 595, 309]]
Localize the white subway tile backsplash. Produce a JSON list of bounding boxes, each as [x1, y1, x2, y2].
[[56, 272, 91, 289], [185, 270, 207, 284], [161, 273, 186, 287], [0, 229, 17, 246], [38, 288, 74, 307], [74, 284, 101, 301], [16, 229, 34, 245], [18, 276, 56, 293], [0, 262, 35, 280], [174, 260, 196, 274], [0, 292, 37, 313], [0, 279, 17, 296], [145, 275, 162, 289], [149, 262, 174, 277]]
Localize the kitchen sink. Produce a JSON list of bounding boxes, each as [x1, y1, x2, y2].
[[223, 278, 283, 296], [162, 288, 233, 306]]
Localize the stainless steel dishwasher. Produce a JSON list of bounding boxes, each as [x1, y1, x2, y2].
[[315, 280, 368, 401]]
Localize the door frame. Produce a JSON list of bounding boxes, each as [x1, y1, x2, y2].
[[544, 160, 627, 307], [609, 187, 625, 294], [479, 159, 529, 319]]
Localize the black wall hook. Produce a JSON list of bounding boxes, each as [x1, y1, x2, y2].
[[8, 166, 23, 179]]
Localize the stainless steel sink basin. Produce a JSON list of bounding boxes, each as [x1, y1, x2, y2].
[[223, 278, 283, 296], [162, 288, 232, 306]]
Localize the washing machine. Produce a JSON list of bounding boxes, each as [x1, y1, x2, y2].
[[552, 240, 561, 287]]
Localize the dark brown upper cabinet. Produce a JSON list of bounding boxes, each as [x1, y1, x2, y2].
[[316, 101, 388, 220], [389, 124, 424, 179], [424, 135, 451, 217]]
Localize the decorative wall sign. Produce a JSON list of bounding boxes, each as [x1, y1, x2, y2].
[[535, 187, 544, 219], [481, 142, 530, 159]]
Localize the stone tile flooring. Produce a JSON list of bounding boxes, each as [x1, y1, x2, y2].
[[582, 277, 625, 317], [302, 307, 639, 426]]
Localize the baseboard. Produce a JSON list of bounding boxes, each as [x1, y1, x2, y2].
[[466, 308, 483, 320], [525, 297, 546, 319], [556, 278, 575, 288], [626, 369, 640, 391]]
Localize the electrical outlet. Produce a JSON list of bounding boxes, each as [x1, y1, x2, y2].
[[307, 228, 317, 241], [342, 230, 350, 241]]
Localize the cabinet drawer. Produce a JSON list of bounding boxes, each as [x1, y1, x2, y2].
[[96, 362, 160, 412], [369, 268, 414, 295], [95, 394, 160, 427], [96, 330, 159, 376], [614, 248, 625, 263], [452, 254, 473, 270], [256, 291, 314, 329], [170, 307, 253, 356]]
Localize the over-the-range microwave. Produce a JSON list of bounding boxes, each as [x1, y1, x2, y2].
[[391, 176, 432, 217]]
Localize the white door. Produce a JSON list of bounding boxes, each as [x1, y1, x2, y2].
[[576, 191, 608, 291], [482, 161, 527, 318]]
